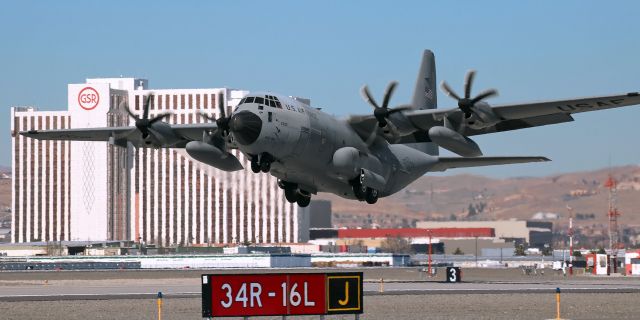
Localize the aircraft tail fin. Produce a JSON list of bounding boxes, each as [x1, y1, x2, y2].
[[430, 156, 550, 172], [411, 49, 437, 110], [405, 49, 439, 155]]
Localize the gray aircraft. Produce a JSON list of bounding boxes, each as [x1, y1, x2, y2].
[[22, 50, 640, 207]]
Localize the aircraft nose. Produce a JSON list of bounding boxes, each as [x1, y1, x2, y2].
[[229, 111, 262, 145]]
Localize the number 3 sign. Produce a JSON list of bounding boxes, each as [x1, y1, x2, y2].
[[446, 267, 462, 283]]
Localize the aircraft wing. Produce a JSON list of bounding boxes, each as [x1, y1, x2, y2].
[[20, 123, 218, 148], [430, 156, 550, 172], [402, 91, 640, 138]]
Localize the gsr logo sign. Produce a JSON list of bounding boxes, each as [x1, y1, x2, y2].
[[78, 87, 100, 110]]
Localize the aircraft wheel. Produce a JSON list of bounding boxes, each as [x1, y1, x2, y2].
[[260, 161, 271, 173], [365, 187, 379, 204], [251, 159, 260, 173], [259, 153, 272, 173], [296, 194, 311, 207], [353, 183, 367, 200], [285, 188, 298, 203]]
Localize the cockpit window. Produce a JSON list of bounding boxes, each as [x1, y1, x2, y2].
[[246, 96, 255, 103], [239, 98, 246, 104], [275, 100, 282, 108], [255, 97, 264, 105], [268, 99, 276, 108]]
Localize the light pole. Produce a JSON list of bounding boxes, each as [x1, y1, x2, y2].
[[475, 236, 478, 267], [428, 230, 433, 277]]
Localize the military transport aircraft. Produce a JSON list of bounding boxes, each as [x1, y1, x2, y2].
[[22, 50, 640, 207]]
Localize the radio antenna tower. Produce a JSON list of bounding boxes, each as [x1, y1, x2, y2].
[[604, 175, 621, 273]]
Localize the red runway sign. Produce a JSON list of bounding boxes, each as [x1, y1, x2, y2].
[[202, 272, 362, 317]]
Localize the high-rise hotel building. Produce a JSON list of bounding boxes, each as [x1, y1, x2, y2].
[[11, 78, 301, 245]]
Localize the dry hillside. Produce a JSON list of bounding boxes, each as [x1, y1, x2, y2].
[[318, 165, 640, 229]]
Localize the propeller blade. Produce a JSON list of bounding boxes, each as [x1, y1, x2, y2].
[[471, 89, 498, 104], [360, 85, 380, 109], [123, 103, 139, 121], [217, 102, 227, 119], [386, 120, 401, 143], [381, 81, 398, 109], [143, 93, 153, 120], [198, 111, 216, 122], [440, 81, 461, 100], [148, 112, 173, 124], [464, 70, 476, 99], [365, 122, 378, 146]]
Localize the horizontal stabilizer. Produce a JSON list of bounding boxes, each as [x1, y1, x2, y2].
[[431, 156, 550, 172]]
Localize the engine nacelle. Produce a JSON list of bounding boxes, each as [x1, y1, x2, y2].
[[185, 141, 244, 171], [428, 126, 482, 157], [464, 101, 500, 130]]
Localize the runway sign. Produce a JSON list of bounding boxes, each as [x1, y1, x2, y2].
[[326, 273, 363, 314], [446, 267, 462, 283], [202, 272, 363, 317]]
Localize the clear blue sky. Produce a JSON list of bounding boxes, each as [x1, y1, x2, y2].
[[2, 1, 639, 178]]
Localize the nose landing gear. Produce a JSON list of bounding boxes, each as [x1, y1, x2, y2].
[[278, 180, 312, 207], [251, 153, 274, 173]]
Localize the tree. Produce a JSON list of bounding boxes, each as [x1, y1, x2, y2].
[[597, 247, 606, 254], [515, 244, 527, 256], [572, 250, 582, 257], [452, 247, 464, 255], [380, 236, 412, 254], [467, 204, 477, 217]]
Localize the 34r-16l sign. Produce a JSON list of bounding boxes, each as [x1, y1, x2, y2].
[[202, 272, 363, 317]]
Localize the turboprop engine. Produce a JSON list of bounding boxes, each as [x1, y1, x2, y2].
[[185, 141, 244, 171], [428, 126, 482, 157]]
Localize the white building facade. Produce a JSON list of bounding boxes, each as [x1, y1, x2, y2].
[[11, 78, 300, 245]]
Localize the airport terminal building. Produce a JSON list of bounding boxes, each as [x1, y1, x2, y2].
[[11, 78, 302, 245]]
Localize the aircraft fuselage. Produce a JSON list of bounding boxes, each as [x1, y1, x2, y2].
[[231, 93, 435, 201]]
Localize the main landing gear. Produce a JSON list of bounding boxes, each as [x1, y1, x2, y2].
[[350, 173, 379, 204], [278, 180, 311, 207], [251, 153, 274, 173]]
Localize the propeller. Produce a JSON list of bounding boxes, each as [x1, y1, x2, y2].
[[360, 81, 412, 128], [124, 93, 172, 139], [440, 70, 498, 118], [198, 102, 233, 150]]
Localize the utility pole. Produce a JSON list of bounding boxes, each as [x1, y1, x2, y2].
[[475, 236, 478, 267], [428, 230, 433, 277], [566, 205, 574, 276]]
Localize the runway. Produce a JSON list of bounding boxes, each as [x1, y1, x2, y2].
[[1, 268, 639, 319], [1, 268, 639, 301]]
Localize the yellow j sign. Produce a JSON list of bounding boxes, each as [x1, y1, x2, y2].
[[326, 273, 363, 314], [338, 281, 349, 306]]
